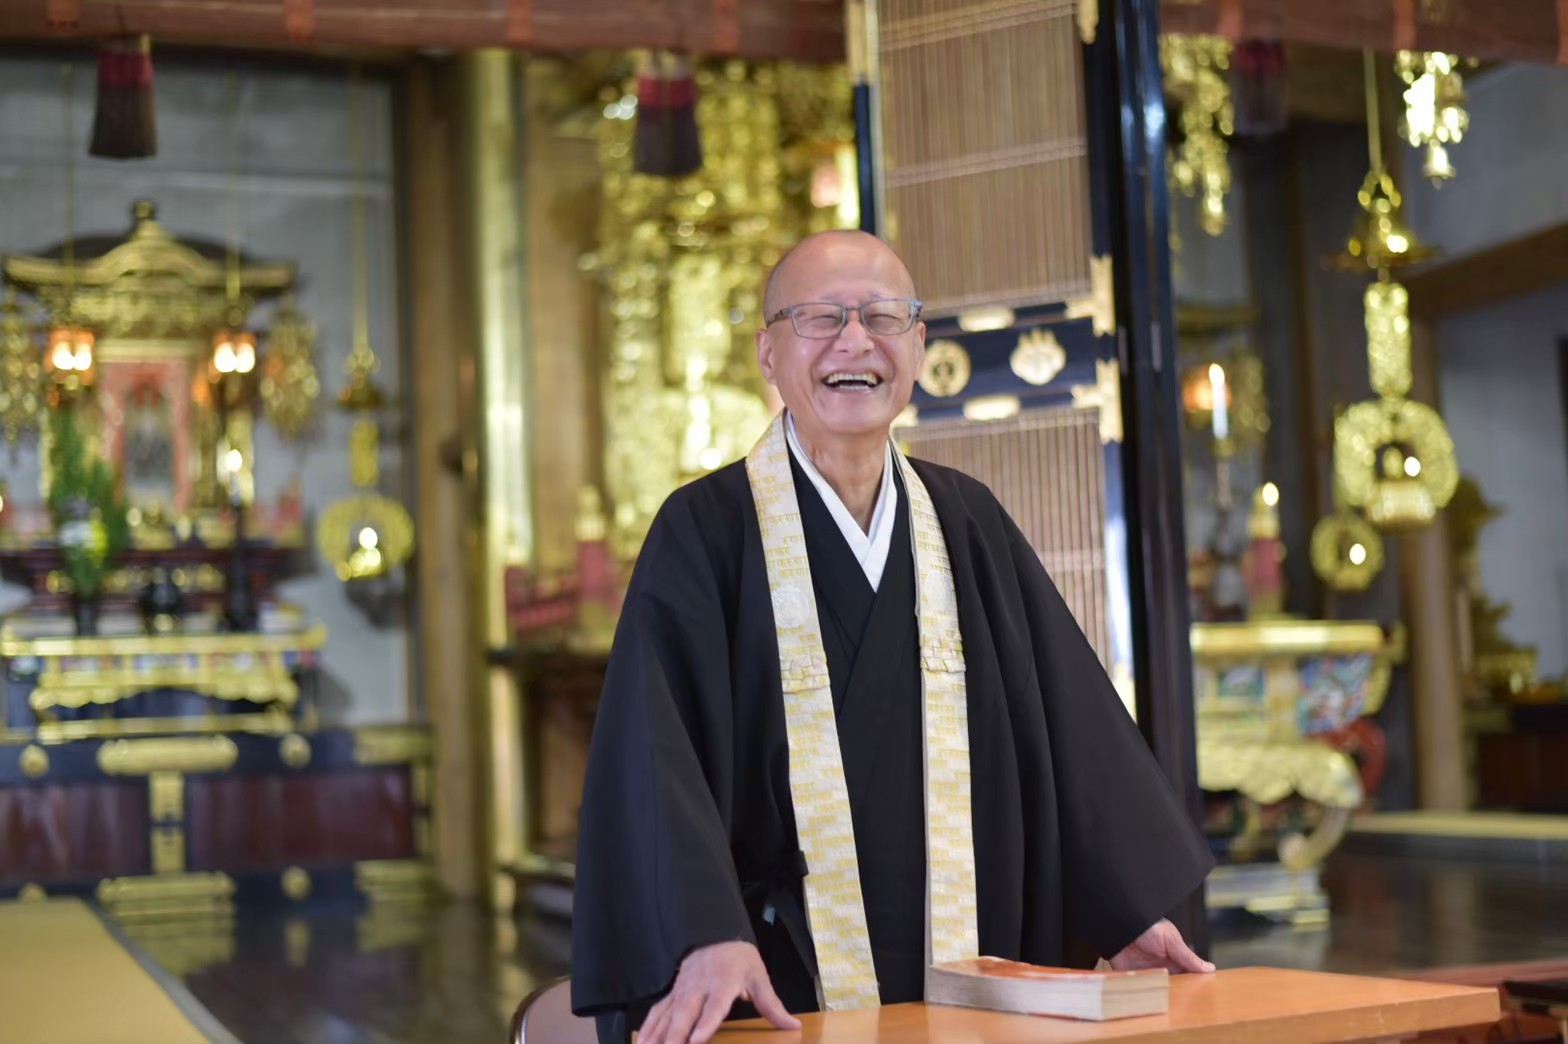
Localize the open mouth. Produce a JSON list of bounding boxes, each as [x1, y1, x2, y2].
[[822, 372, 884, 391]]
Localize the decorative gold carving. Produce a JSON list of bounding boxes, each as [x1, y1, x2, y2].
[[955, 308, 1015, 334], [98, 736, 238, 776], [0, 290, 43, 446], [1009, 328, 1067, 387], [1161, 37, 1233, 236], [1197, 737, 1363, 809], [352, 725, 433, 766], [281, 866, 312, 901], [258, 297, 320, 441], [315, 492, 415, 583], [1334, 398, 1459, 530], [1310, 509, 1386, 592], [919, 340, 971, 398], [1069, 358, 1123, 444], [1279, 806, 1354, 871], [1365, 281, 1413, 400], [19, 744, 48, 779], [355, 859, 436, 903], [149, 770, 184, 822], [279, 733, 311, 769], [1077, 0, 1099, 44], [961, 395, 1020, 422], [15, 710, 291, 745], [96, 872, 235, 922], [1064, 256, 1116, 337], [3, 201, 294, 342], [1192, 619, 1391, 660], [594, 59, 851, 559], [19, 883, 45, 902], [152, 826, 186, 874]]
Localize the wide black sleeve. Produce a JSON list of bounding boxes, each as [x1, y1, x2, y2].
[[1000, 504, 1215, 959], [570, 491, 755, 1025]]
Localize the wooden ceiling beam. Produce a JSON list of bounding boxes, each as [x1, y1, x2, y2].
[[1405, 223, 1568, 320], [0, 0, 845, 63], [1162, 0, 1567, 68]]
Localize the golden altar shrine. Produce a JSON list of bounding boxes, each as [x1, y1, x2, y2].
[[0, 199, 432, 939], [1193, 618, 1404, 924]]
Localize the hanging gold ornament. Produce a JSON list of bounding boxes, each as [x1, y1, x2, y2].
[[1329, 52, 1458, 533], [1161, 34, 1233, 237], [0, 290, 43, 446], [1310, 508, 1385, 593], [1334, 398, 1459, 531], [314, 67, 413, 587], [1396, 51, 1469, 186], [259, 295, 320, 441]]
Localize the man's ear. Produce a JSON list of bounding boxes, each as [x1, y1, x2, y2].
[[910, 320, 927, 374], [756, 327, 777, 385]]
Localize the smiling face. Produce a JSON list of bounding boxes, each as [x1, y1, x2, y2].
[[756, 231, 926, 451]]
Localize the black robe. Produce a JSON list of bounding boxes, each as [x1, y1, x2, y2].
[[570, 451, 1214, 1041]]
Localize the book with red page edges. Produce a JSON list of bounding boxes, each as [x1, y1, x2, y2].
[[926, 957, 1170, 1020]]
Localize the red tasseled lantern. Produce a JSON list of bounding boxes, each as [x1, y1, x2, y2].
[[90, 34, 158, 160]]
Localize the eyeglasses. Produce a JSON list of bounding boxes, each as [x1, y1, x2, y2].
[[765, 298, 924, 339]]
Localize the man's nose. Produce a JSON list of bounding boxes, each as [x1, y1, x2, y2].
[[836, 312, 874, 349]]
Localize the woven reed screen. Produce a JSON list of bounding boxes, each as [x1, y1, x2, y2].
[[876, 0, 1092, 316], [900, 406, 1111, 669]]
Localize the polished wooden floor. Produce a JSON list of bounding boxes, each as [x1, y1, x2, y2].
[[146, 849, 1568, 1044]]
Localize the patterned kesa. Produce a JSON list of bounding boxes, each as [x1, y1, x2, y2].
[[745, 412, 979, 1011]]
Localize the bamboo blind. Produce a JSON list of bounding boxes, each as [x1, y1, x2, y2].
[[900, 406, 1111, 670], [876, 0, 1093, 315]]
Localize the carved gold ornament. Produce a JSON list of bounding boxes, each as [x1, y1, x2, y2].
[[1397, 51, 1469, 185], [1161, 35, 1233, 237], [0, 291, 43, 446], [920, 339, 971, 398], [259, 297, 321, 441], [1334, 398, 1459, 531], [1364, 281, 1412, 399], [1010, 328, 1067, 387], [316, 493, 415, 583], [1310, 509, 1385, 592]]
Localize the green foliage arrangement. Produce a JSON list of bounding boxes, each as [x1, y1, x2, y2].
[[46, 405, 129, 602]]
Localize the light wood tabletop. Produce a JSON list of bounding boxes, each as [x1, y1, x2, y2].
[[713, 966, 1500, 1043]]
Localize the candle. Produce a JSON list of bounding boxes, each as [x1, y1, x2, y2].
[[1208, 363, 1229, 441]]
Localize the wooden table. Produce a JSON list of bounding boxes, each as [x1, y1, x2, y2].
[[714, 967, 1499, 1043]]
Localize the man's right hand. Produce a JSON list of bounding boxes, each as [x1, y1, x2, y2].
[[636, 940, 800, 1044]]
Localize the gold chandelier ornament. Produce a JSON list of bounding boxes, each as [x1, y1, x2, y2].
[[1396, 51, 1469, 186], [0, 291, 43, 446], [258, 295, 320, 441], [1161, 34, 1233, 237], [1310, 507, 1385, 593], [315, 67, 413, 585]]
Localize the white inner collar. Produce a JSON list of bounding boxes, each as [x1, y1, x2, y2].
[[785, 412, 898, 591]]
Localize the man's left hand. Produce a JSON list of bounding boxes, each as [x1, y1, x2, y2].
[[1108, 918, 1216, 973]]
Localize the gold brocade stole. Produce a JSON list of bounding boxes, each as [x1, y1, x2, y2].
[[744, 412, 979, 1010]]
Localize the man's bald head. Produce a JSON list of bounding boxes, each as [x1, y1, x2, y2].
[[762, 230, 918, 317]]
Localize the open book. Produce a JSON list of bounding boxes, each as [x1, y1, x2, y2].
[[926, 957, 1170, 1021]]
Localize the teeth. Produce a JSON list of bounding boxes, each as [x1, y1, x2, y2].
[[824, 372, 882, 387]]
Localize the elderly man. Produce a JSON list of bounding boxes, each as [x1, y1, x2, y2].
[[571, 230, 1214, 1044]]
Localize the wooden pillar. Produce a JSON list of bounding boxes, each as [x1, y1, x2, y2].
[[1097, 0, 1210, 952], [458, 49, 534, 910], [405, 57, 483, 898], [1400, 320, 1467, 810]]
